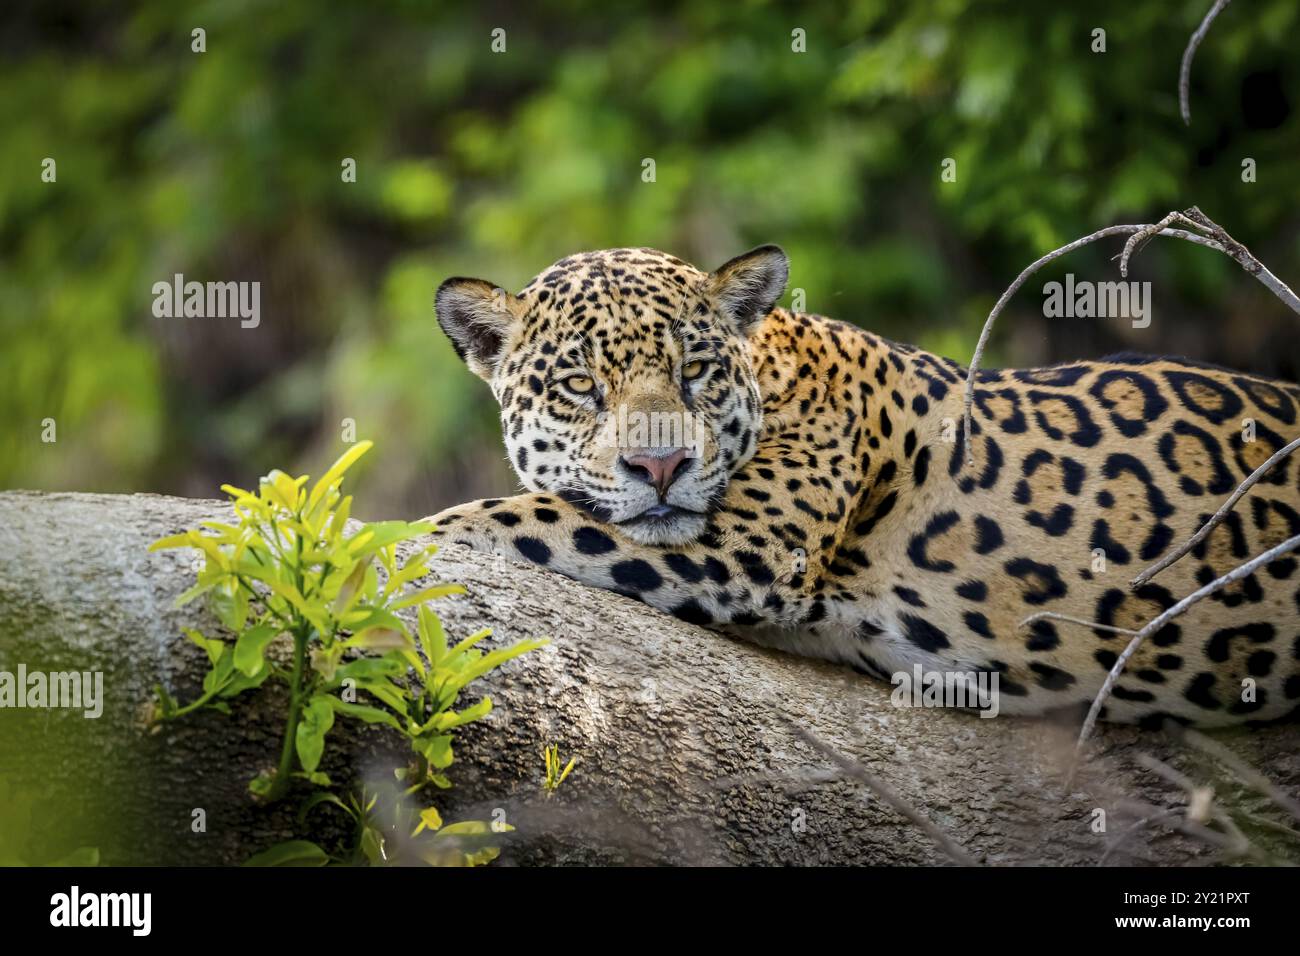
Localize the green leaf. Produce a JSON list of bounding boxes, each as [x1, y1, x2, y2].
[[310, 647, 342, 682], [201, 645, 236, 696], [327, 495, 353, 543], [417, 605, 448, 668], [173, 580, 215, 608], [426, 695, 492, 733], [218, 663, 272, 699], [417, 806, 443, 833], [260, 469, 304, 512], [463, 845, 502, 867], [382, 546, 438, 595], [438, 638, 548, 702], [295, 697, 336, 774], [353, 676, 408, 713], [341, 606, 410, 639], [253, 575, 324, 630], [346, 520, 434, 559], [414, 733, 454, 769], [436, 820, 511, 837], [150, 532, 194, 551], [307, 440, 374, 512], [243, 840, 329, 867], [211, 582, 250, 631], [335, 657, 405, 681], [390, 583, 466, 611], [360, 827, 387, 866], [248, 773, 275, 798], [445, 627, 494, 660], [233, 623, 279, 677], [326, 697, 403, 731], [298, 791, 351, 826], [331, 556, 371, 615], [421, 820, 511, 867], [347, 628, 412, 651]]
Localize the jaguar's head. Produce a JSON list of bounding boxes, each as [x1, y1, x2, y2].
[[435, 245, 788, 545]]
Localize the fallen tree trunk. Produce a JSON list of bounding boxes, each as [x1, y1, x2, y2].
[[1, 490, 1297, 866]]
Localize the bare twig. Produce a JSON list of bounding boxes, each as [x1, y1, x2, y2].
[[1168, 723, 1300, 824], [1077, 533, 1300, 752], [1155, 208, 1300, 311], [1133, 435, 1300, 588], [1180, 0, 1234, 125], [961, 207, 1300, 469], [961, 224, 1221, 467], [1118, 210, 1213, 277], [1137, 752, 1206, 795], [784, 720, 979, 866], [1113, 795, 1247, 855], [1097, 807, 1184, 866], [1238, 810, 1300, 843], [1134, 753, 1271, 861], [1019, 611, 1137, 637]]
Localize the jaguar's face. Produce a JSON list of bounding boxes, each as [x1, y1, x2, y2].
[[435, 246, 788, 545]]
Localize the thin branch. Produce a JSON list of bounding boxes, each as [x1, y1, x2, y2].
[[1180, 0, 1234, 125], [1134, 753, 1267, 861], [1238, 810, 1300, 843], [1138, 207, 1300, 311], [1133, 435, 1300, 588], [961, 224, 1223, 467], [1113, 796, 1247, 856], [1118, 210, 1211, 277], [962, 208, 1300, 470], [1077, 532, 1300, 752], [1097, 807, 1184, 866], [1137, 752, 1206, 796], [1168, 723, 1300, 824], [784, 720, 979, 866], [1019, 611, 1137, 637]]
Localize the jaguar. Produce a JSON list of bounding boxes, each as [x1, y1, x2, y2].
[[430, 244, 1300, 726]]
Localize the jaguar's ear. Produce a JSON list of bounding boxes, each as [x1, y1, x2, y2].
[[435, 277, 521, 380], [705, 244, 789, 334]]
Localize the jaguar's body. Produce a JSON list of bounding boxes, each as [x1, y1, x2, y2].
[[431, 245, 1300, 726]]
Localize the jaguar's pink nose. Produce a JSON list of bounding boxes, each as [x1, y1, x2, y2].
[[620, 448, 693, 497]]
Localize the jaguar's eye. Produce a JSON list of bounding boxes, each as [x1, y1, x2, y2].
[[682, 360, 709, 381], [561, 374, 595, 395]]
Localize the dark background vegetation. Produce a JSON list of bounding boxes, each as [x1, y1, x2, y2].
[[3, 0, 1298, 518]]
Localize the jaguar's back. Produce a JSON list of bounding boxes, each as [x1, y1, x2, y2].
[[813, 338, 1300, 725]]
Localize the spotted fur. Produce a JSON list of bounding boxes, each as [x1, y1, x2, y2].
[[431, 246, 1300, 726]]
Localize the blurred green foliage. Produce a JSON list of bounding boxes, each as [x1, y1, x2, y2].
[[2, 0, 1298, 514]]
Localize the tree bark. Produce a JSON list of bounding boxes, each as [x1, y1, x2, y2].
[[1, 490, 1297, 866]]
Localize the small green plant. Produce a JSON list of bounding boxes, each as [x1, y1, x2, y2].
[[543, 743, 577, 797], [248, 784, 516, 867], [150, 440, 545, 810]]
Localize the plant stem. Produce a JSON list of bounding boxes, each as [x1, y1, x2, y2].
[[268, 623, 310, 802], [169, 686, 223, 719]]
